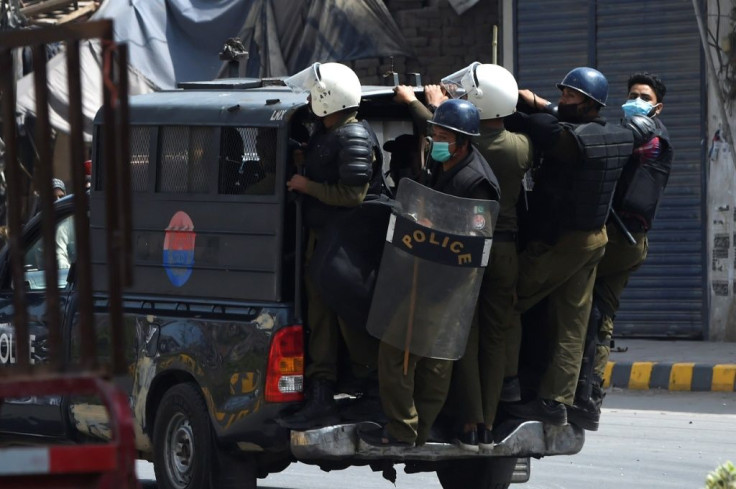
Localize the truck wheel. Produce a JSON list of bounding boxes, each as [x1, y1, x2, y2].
[[436, 457, 517, 489], [153, 383, 216, 489]]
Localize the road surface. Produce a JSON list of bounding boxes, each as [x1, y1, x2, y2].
[[136, 390, 735, 488]]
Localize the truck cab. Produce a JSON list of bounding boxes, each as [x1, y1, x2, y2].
[[0, 77, 584, 489]]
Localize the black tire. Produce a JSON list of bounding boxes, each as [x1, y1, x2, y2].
[[153, 383, 258, 489], [436, 457, 517, 489], [153, 383, 215, 489]]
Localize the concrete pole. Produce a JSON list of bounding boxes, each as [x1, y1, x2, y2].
[[692, 0, 736, 167]]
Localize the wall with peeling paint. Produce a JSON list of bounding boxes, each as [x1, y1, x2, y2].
[[704, 0, 736, 341]]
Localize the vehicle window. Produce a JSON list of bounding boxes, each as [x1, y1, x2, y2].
[[95, 125, 152, 192], [158, 126, 216, 193], [22, 214, 75, 290], [219, 127, 277, 195], [130, 126, 152, 191]]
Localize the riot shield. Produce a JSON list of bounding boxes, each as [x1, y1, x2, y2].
[[366, 178, 499, 360]]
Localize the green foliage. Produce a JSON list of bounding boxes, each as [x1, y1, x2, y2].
[[705, 461, 736, 489]]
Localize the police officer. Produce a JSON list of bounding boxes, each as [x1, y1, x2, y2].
[[280, 62, 380, 430], [570, 73, 673, 430], [359, 99, 500, 447], [439, 63, 533, 450], [505, 68, 633, 425]]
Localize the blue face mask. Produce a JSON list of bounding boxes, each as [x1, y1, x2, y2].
[[430, 141, 454, 162], [622, 98, 655, 118]]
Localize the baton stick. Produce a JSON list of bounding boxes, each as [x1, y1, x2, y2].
[[403, 258, 420, 376], [609, 208, 637, 246]]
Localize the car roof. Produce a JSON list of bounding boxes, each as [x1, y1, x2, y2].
[[95, 78, 406, 127]]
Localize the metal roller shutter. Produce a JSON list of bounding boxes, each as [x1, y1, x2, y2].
[[515, 0, 706, 337]]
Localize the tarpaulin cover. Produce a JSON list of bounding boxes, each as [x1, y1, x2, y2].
[[223, 0, 412, 78], [14, 40, 156, 142], [93, 0, 411, 87], [14, 0, 410, 139]]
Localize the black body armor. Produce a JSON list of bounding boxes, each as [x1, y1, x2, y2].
[[539, 120, 633, 232], [303, 121, 375, 229], [614, 118, 673, 232], [428, 146, 501, 201]]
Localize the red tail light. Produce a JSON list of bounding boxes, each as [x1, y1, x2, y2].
[[265, 324, 304, 402]]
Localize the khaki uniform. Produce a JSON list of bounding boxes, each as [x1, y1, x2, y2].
[[448, 127, 532, 427], [592, 224, 648, 379], [516, 229, 607, 404], [302, 112, 379, 384], [515, 128, 610, 406], [378, 343, 453, 444], [378, 144, 499, 445]]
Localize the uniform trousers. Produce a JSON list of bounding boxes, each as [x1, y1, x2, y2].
[[304, 230, 379, 383], [516, 228, 607, 405], [592, 224, 648, 379], [378, 341, 453, 445], [448, 240, 518, 427]]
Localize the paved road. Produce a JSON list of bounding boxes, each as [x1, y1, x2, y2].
[[136, 390, 736, 489], [524, 389, 735, 489]]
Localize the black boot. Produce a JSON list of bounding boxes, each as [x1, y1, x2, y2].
[[576, 301, 604, 402], [591, 378, 605, 413], [504, 398, 567, 426], [568, 376, 604, 431], [339, 383, 387, 424], [277, 379, 339, 430], [566, 397, 600, 431], [500, 376, 522, 403]]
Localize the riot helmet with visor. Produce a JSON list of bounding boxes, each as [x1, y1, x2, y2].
[[285, 62, 362, 117]]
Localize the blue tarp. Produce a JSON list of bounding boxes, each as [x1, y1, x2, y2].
[[92, 0, 411, 89]]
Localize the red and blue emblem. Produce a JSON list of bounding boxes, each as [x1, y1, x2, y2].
[[163, 211, 196, 287]]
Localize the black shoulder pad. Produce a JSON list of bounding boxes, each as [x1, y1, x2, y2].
[[622, 115, 657, 147], [336, 122, 374, 186]]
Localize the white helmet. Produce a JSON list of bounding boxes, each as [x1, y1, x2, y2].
[[441, 62, 518, 119], [285, 62, 362, 117]]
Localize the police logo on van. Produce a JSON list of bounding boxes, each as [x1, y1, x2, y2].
[[163, 211, 197, 287]]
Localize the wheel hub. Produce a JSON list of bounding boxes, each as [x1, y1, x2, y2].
[[165, 413, 196, 488]]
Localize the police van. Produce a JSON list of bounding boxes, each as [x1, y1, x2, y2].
[[0, 76, 583, 489]]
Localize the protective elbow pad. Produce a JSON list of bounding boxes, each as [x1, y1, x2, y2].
[[336, 123, 374, 186], [623, 115, 657, 147]]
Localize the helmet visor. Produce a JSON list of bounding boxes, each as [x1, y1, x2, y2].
[[285, 63, 321, 93], [441, 62, 480, 99]]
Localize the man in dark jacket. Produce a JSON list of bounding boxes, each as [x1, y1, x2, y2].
[[571, 73, 673, 430]]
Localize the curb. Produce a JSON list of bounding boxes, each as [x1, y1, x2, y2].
[[602, 362, 736, 391]]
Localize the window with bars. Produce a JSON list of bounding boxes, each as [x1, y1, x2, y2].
[[94, 125, 152, 192], [218, 127, 277, 195], [158, 126, 216, 193], [96, 125, 279, 195], [130, 126, 151, 191]]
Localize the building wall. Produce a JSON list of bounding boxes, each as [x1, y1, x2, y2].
[[350, 0, 500, 85], [704, 0, 736, 341]]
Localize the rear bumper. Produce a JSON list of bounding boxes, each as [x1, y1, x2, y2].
[[290, 420, 584, 462]]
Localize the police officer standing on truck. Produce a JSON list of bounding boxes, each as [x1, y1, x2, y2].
[[280, 62, 380, 430], [439, 62, 533, 451], [359, 99, 501, 448], [505, 68, 633, 425], [570, 73, 673, 430]]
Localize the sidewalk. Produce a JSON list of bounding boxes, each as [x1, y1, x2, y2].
[[603, 339, 736, 392]]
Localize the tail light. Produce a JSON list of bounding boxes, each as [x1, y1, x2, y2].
[[265, 324, 304, 402]]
